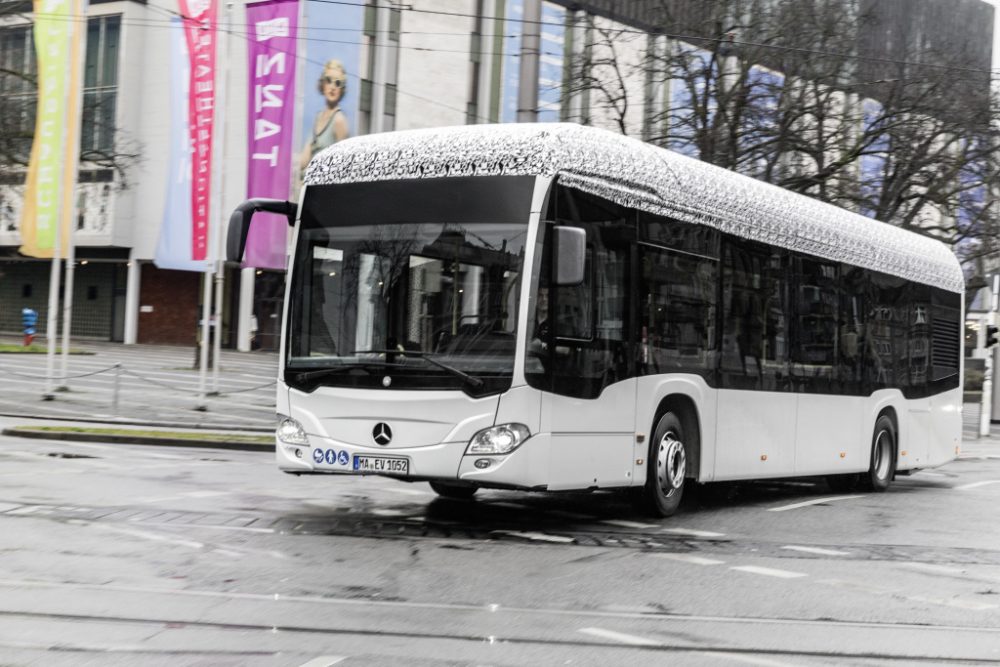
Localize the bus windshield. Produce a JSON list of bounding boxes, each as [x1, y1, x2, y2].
[[286, 178, 533, 396]]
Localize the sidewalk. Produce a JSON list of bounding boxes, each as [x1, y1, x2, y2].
[[0, 337, 279, 434]]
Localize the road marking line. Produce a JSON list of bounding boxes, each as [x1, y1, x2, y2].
[[499, 531, 575, 544], [135, 521, 275, 535], [700, 652, 801, 667], [548, 509, 595, 520], [954, 480, 1000, 491], [601, 519, 660, 530], [661, 527, 725, 538], [297, 657, 347, 667], [900, 562, 965, 575], [381, 486, 432, 496], [730, 566, 807, 579], [578, 627, 660, 646], [654, 553, 725, 566], [908, 594, 997, 611], [83, 522, 206, 550], [767, 495, 864, 512], [370, 509, 407, 517], [916, 471, 947, 477], [492, 501, 530, 510], [781, 545, 851, 557]]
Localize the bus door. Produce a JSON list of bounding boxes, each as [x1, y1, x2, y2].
[[531, 203, 636, 490]]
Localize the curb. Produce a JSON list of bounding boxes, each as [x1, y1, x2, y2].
[[2, 428, 274, 452], [0, 412, 274, 434]]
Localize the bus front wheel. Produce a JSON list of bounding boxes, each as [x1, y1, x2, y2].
[[861, 415, 896, 492], [429, 481, 478, 499], [642, 412, 687, 517]]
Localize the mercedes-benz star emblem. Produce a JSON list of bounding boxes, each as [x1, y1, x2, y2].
[[372, 422, 392, 446]]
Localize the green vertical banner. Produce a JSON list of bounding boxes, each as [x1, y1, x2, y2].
[[19, 0, 75, 258]]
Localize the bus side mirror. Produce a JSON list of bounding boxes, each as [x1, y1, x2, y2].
[[227, 199, 298, 263], [554, 226, 586, 286]]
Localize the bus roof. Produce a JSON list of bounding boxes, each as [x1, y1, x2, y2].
[[305, 123, 964, 293]]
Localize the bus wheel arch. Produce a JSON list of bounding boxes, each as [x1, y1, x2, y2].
[[653, 395, 701, 481], [638, 395, 701, 518], [863, 408, 897, 492]]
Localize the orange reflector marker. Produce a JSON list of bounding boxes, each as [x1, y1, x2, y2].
[[636, 459, 644, 465], [900, 450, 907, 456], [839, 452, 846, 458], [760, 454, 767, 461]]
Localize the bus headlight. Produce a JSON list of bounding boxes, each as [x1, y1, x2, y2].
[[466, 423, 530, 455], [276, 416, 309, 446]]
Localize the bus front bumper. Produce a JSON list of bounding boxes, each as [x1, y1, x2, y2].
[[276, 433, 552, 490]]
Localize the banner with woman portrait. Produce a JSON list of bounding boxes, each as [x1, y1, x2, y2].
[[297, 2, 364, 181]]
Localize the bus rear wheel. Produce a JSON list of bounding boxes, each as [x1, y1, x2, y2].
[[861, 415, 896, 492], [642, 412, 687, 517], [429, 481, 478, 499]]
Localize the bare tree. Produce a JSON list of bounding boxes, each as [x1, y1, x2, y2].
[[0, 13, 140, 187], [564, 0, 999, 268]]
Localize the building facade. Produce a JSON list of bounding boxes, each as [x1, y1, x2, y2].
[[0, 0, 993, 348]]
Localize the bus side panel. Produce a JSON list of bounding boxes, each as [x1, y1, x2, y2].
[[714, 390, 797, 481], [794, 394, 866, 476], [926, 387, 962, 468], [542, 378, 636, 490], [903, 395, 932, 469], [633, 375, 717, 483]]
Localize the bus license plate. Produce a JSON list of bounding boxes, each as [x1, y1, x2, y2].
[[353, 455, 409, 475]]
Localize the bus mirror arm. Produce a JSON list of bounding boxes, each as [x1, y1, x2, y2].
[[227, 199, 298, 263], [554, 226, 586, 286]]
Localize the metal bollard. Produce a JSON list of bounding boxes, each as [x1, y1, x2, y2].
[[112, 363, 121, 413]]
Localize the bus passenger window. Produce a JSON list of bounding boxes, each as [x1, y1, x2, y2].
[[720, 240, 790, 391]]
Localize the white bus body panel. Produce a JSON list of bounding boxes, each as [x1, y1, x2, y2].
[[541, 378, 636, 490], [794, 394, 866, 476], [714, 389, 798, 480]]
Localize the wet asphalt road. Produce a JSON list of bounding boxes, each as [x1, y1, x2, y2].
[[1, 427, 1000, 666]]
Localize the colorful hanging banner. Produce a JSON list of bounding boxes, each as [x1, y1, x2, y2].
[[19, 0, 85, 258], [179, 0, 218, 261], [155, 18, 211, 271], [244, 0, 299, 270]]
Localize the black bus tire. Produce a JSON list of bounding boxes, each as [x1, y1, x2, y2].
[[861, 415, 896, 492], [643, 412, 687, 517]]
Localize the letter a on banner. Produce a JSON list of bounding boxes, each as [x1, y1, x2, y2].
[[19, 0, 85, 258], [178, 0, 218, 262]]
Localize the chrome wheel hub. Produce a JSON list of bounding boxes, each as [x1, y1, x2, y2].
[[656, 432, 686, 498]]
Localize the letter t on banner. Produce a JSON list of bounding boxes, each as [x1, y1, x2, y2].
[[244, 0, 299, 270]]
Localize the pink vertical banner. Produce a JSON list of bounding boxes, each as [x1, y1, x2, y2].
[[244, 0, 299, 270], [178, 0, 218, 261]]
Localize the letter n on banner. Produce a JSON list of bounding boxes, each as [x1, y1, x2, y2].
[[244, 0, 298, 270]]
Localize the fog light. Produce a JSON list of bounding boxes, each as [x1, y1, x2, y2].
[[294, 448, 303, 459], [474, 458, 491, 469]]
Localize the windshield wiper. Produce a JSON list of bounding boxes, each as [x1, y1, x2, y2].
[[352, 349, 485, 388], [289, 361, 399, 382]]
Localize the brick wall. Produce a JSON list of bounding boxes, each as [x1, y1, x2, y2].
[[137, 264, 201, 345]]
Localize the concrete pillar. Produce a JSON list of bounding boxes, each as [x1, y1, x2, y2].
[[516, 0, 541, 123], [123, 253, 141, 344], [237, 266, 256, 352]]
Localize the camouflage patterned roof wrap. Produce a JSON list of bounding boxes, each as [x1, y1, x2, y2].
[[305, 123, 964, 293]]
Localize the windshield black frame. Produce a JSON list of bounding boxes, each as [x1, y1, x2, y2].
[[286, 176, 536, 397]]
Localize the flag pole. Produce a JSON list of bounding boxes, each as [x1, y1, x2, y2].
[[58, 0, 87, 391], [211, 0, 234, 394]]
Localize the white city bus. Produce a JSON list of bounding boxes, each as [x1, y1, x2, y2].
[[229, 123, 964, 517]]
